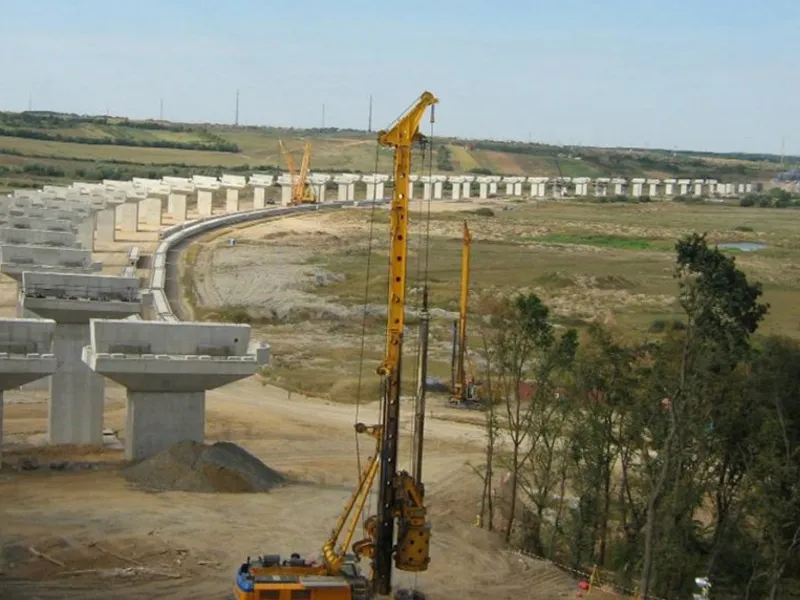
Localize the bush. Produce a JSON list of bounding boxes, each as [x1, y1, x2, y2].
[[734, 226, 754, 232], [471, 207, 495, 217]]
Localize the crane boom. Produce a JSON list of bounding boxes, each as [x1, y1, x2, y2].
[[370, 90, 438, 597]]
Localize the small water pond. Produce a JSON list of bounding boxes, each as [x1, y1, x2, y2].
[[717, 241, 767, 252]]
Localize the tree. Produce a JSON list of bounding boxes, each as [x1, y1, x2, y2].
[[637, 233, 768, 597]]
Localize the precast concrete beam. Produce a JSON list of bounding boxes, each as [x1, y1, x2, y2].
[[0, 318, 58, 466], [21, 273, 146, 445], [0, 244, 102, 280], [0, 227, 79, 248], [82, 319, 270, 460]]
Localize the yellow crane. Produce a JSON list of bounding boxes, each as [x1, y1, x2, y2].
[[450, 220, 483, 406], [233, 91, 438, 600], [279, 139, 316, 204]]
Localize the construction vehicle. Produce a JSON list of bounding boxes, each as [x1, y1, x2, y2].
[[448, 221, 485, 408], [234, 91, 439, 600], [279, 139, 316, 204]]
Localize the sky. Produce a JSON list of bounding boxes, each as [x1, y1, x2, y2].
[[0, 0, 798, 155]]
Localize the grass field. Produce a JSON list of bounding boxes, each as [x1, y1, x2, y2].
[[0, 110, 790, 192], [186, 198, 800, 402]]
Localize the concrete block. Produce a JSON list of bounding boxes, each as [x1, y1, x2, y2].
[[95, 207, 116, 243], [125, 391, 205, 460], [6, 216, 74, 233], [116, 202, 139, 232]]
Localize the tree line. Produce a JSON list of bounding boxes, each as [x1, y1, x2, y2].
[[472, 233, 799, 598]]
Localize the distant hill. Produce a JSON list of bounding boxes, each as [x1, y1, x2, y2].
[[0, 110, 793, 192]]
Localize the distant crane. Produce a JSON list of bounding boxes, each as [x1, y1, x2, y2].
[[279, 140, 316, 204], [450, 220, 482, 406]]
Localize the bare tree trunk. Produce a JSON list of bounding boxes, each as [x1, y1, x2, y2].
[[505, 443, 520, 543]]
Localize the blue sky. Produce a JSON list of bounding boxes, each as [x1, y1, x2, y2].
[[1, 0, 798, 154]]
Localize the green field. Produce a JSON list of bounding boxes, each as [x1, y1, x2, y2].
[[183, 199, 800, 403], [0, 110, 790, 192]]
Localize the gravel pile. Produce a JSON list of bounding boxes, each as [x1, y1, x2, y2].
[[122, 441, 286, 493]]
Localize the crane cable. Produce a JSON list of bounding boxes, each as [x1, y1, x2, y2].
[[353, 139, 383, 491]]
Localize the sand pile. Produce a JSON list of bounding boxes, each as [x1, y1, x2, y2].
[[122, 441, 286, 493]]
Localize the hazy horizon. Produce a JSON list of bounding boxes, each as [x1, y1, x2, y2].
[[1, 0, 798, 156]]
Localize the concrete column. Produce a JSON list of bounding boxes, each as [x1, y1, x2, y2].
[[337, 184, 348, 201], [142, 197, 163, 227], [49, 323, 104, 444], [0, 318, 58, 466], [664, 180, 676, 196], [375, 181, 385, 200], [461, 180, 472, 198], [197, 190, 214, 216], [433, 181, 443, 199], [347, 183, 356, 201], [693, 181, 704, 196], [451, 181, 461, 200], [76, 215, 95, 249], [489, 181, 498, 195], [505, 182, 514, 195], [280, 185, 293, 206], [126, 391, 205, 460], [478, 182, 488, 199], [117, 202, 139, 232], [95, 207, 116, 243], [170, 193, 188, 221], [408, 181, 415, 200], [366, 183, 376, 201], [647, 180, 659, 197], [253, 187, 267, 209], [631, 179, 645, 197], [513, 181, 523, 196], [225, 188, 240, 212]]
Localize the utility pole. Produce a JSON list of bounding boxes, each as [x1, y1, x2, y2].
[[321, 103, 326, 130], [235, 89, 240, 126], [368, 94, 373, 133], [27, 92, 32, 111], [159, 97, 164, 120]]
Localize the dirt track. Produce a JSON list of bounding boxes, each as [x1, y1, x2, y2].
[[0, 205, 594, 600]]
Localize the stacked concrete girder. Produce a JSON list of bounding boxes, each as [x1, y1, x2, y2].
[[0, 224, 79, 248], [308, 173, 332, 204], [162, 177, 196, 221], [0, 318, 58, 466], [221, 174, 247, 212], [5, 196, 96, 249], [248, 174, 275, 209], [132, 178, 170, 227], [192, 175, 221, 217], [82, 319, 270, 460], [20, 272, 148, 444]]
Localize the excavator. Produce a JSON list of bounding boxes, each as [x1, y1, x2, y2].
[[449, 221, 485, 409], [279, 139, 316, 204], [233, 91, 439, 600]]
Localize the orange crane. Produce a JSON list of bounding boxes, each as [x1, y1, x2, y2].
[[233, 91, 438, 600], [279, 139, 316, 204]]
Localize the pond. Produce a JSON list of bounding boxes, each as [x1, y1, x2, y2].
[[717, 242, 767, 252]]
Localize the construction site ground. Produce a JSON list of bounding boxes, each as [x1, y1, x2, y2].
[[0, 202, 608, 600]]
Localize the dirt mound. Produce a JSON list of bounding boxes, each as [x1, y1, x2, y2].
[[122, 441, 286, 493]]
